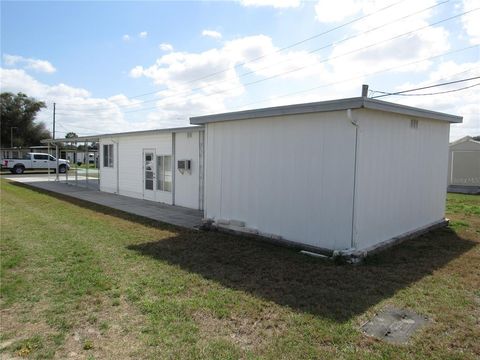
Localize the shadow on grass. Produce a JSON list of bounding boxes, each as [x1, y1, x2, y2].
[[127, 227, 475, 322], [8, 180, 478, 323]]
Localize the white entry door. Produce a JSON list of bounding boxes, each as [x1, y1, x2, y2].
[[143, 149, 156, 201]]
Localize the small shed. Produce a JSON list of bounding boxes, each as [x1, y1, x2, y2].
[[191, 97, 462, 257], [448, 136, 480, 193]]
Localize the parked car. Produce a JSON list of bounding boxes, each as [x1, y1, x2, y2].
[[2, 153, 70, 174]]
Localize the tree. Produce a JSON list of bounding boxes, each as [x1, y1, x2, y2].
[[0, 92, 50, 148], [65, 132, 78, 139]]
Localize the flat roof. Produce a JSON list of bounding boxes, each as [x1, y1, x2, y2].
[[42, 125, 204, 144], [190, 97, 463, 124]]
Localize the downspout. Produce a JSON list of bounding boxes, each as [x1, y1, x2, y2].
[[172, 132, 176, 206], [111, 138, 119, 194], [347, 109, 359, 249]]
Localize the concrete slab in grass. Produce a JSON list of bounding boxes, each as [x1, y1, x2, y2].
[[361, 307, 430, 344]]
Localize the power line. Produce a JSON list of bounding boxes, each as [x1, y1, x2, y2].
[[57, 122, 103, 135], [54, 44, 478, 130], [69, 6, 479, 117], [58, 0, 409, 107], [371, 76, 480, 98], [218, 49, 479, 113], [55, 44, 479, 120], [380, 82, 480, 96], [58, 0, 449, 114], [118, 8, 480, 115]]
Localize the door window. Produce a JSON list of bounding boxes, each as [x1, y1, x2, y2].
[[144, 152, 154, 190]]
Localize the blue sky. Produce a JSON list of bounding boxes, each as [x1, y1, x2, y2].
[[1, 0, 479, 140]]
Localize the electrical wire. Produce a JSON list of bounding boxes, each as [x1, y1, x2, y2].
[[59, 7, 478, 118], [379, 82, 480, 96], [57, 0, 409, 106], [371, 76, 480, 98], [229, 56, 479, 112], [57, 0, 450, 113], [53, 44, 479, 122]]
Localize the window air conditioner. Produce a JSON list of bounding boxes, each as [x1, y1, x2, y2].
[[177, 159, 192, 174]]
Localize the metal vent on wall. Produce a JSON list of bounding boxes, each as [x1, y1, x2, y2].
[[410, 119, 419, 129]]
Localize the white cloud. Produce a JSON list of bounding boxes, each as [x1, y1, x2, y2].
[[129, 34, 329, 94], [159, 43, 173, 52], [202, 30, 222, 39], [122, 34, 131, 41], [139, 31, 148, 38], [325, 0, 450, 81], [0, 68, 154, 137], [315, 0, 365, 23], [462, 0, 480, 44], [3, 54, 56, 73], [128, 34, 332, 121], [239, 0, 300, 8]]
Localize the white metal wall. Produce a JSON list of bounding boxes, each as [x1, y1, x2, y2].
[[118, 133, 173, 203], [174, 131, 202, 209], [448, 140, 480, 186], [204, 112, 357, 250], [99, 130, 203, 209], [353, 110, 450, 250]]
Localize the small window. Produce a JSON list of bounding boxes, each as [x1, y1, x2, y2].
[[156, 155, 172, 192], [410, 119, 419, 129], [103, 144, 114, 167], [49, 155, 56, 161]]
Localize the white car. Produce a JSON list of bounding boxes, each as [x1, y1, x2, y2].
[[2, 152, 70, 174]]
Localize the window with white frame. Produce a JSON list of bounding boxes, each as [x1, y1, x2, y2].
[[103, 144, 114, 167], [156, 155, 172, 192]]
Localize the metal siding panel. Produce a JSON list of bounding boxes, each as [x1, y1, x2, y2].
[[450, 151, 480, 186], [117, 134, 173, 204], [174, 131, 202, 209], [204, 112, 356, 250], [355, 110, 450, 250]]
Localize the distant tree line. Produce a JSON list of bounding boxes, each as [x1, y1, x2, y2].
[[1, 92, 50, 147]]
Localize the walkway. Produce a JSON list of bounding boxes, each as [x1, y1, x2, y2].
[[3, 175, 203, 229]]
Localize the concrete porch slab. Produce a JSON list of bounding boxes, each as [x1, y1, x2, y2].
[[3, 175, 203, 229]]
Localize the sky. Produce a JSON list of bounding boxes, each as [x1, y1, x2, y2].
[[1, 0, 479, 141]]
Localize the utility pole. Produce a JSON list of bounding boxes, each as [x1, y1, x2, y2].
[[10, 127, 18, 148], [53, 102, 56, 140]]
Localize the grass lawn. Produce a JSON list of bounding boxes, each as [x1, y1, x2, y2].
[[1, 179, 479, 359]]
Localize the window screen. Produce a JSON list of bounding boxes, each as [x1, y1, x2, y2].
[[156, 155, 172, 192], [103, 144, 114, 167]]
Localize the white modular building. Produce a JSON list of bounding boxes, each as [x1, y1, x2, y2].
[[51, 96, 462, 257], [447, 136, 480, 192], [98, 126, 205, 210], [191, 97, 462, 256]]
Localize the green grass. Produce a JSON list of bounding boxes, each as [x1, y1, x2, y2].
[[1, 180, 479, 359]]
